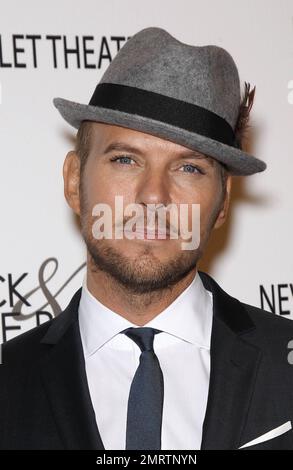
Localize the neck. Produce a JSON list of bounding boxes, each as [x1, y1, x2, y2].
[[86, 259, 197, 326]]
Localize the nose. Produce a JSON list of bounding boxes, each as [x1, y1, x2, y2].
[[135, 168, 170, 208]]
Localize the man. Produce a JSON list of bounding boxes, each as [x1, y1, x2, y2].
[[1, 26, 293, 450]]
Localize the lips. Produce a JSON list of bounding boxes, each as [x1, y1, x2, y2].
[[125, 228, 170, 238], [138, 230, 169, 237]]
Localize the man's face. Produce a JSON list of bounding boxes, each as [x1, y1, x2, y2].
[[64, 122, 231, 294]]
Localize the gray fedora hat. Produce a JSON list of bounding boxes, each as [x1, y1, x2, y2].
[[53, 26, 266, 176]]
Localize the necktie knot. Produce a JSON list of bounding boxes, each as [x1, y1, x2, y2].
[[122, 327, 162, 352]]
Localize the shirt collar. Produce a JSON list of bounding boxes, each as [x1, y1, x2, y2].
[[78, 270, 213, 357]]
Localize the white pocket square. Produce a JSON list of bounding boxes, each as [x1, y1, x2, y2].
[[239, 421, 292, 449]]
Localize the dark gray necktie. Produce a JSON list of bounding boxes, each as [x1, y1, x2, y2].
[[121, 327, 164, 450]]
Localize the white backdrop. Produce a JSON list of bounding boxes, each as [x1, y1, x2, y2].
[[0, 0, 292, 343]]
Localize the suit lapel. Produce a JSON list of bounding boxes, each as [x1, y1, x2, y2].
[[198, 271, 263, 449], [40, 288, 105, 450]]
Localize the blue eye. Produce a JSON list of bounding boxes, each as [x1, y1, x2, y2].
[[181, 164, 204, 175], [110, 155, 134, 164]]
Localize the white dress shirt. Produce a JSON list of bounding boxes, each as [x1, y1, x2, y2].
[[78, 270, 213, 450]]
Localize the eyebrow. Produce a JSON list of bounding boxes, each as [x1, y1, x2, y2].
[[103, 141, 215, 166]]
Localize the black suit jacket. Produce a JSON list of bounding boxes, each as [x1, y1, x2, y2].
[[1, 270, 293, 450]]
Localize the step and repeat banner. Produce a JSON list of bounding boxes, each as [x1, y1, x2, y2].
[[0, 0, 292, 343]]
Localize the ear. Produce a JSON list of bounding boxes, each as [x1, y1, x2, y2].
[[213, 174, 232, 229], [63, 150, 81, 216]]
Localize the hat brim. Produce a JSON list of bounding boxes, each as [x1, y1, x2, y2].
[[53, 97, 266, 176]]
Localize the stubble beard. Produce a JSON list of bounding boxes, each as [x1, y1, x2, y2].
[[79, 181, 223, 295]]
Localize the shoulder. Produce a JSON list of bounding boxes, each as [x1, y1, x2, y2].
[[1, 318, 54, 368], [240, 301, 293, 365], [1, 287, 82, 368], [201, 269, 293, 336], [242, 301, 293, 335]]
